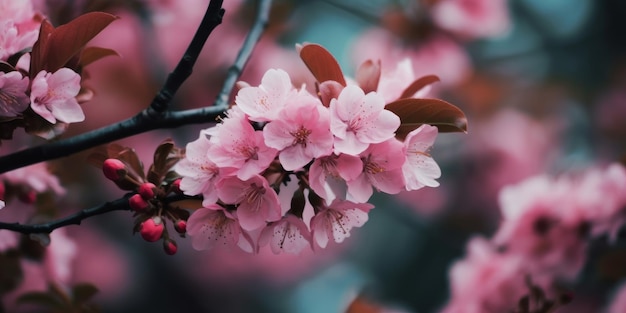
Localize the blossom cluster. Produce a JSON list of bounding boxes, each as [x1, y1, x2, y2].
[[178, 61, 444, 254], [442, 163, 626, 313], [0, 2, 84, 129]]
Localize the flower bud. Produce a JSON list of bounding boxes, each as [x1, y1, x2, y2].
[[174, 220, 187, 234], [163, 239, 177, 255], [102, 159, 126, 181], [138, 183, 156, 200], [19, 190, 36, 204], [129, 194, 149, 212], [170, 178, 182, 194], [140, 216, 164, 242]]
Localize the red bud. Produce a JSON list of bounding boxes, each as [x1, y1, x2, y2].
[[140, 216, 163, 242], [174, 220, 187, 234], [138, 183, 156, 200], [163, 239, 177, 255], [129, 194, 149, 212], [102, 159, 126, 181]]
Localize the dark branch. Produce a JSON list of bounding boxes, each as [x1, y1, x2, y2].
[[148, 0, 225, 116], [0, 0, 273, 174], [0, 194, 198, 234]]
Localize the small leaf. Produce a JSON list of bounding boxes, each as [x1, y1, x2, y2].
[[399, 75, 440, 100], [386, 98, 468, 139], [43, 12, 118, 72], [79, 47, 119, 67], [30, 20, 54, 77], [72, 283, 99, 304], [299, 43, 346, 86], [17, 292, 64, 309], [355, 59, 381, 93]]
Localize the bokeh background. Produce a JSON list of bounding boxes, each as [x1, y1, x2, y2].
[[3, 0, 626, 312]]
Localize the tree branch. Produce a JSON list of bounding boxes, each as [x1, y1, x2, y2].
[[0, 0, 273, 174], [0, 194, 197, 234]]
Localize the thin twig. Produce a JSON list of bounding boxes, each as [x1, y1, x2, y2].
[[0, 194, 197, 234], [0, 0, 273, 174]]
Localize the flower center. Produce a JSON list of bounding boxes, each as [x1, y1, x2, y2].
[[290, 126, 312, 147]]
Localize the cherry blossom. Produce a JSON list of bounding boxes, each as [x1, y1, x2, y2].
[[432, 0, 511, 40], [347, 139, 406, 203], [263, 92, 333, 170], [0, 20, 39, 61], [330, 85, 400, 155], [309, 153, 363, 202], [377, 59, 431, 103], [208, 107, 277, 180], [402, 125, 441, 190], [0, 71, 29, 117], [216, 175, 281, 231], [258, 214, 312, 254], [235, 68, 297, 122], [186, 204, 254, 253], [30, 68, 85, 124], [176, 130, 235, 206], [310, 199, 373, 249], [3, 162, 65, 195]]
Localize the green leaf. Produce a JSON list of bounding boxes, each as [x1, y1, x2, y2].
[[42, 12, 118, 72], [299, 43, 346, 86], [72, 283, 99, 304], [386, 98, 468, 139], [398, 75, 440, 100]]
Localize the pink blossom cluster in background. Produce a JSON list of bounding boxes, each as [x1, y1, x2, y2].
[[442, 163, 626, 312], [179, 60, 442, 254]]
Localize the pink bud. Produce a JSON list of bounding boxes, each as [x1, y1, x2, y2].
[[19, 190, 36, 204], [171, 178, 182, 194], [138, 183, 156, 200], [102, 159, 126, 181], [129, 194, 149, 212], [163, 239, 177, 255], [140, 216, 164, 242], [174, 220, 187, 234]]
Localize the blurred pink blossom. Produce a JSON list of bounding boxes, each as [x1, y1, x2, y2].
[[432, 0, 511, 39]]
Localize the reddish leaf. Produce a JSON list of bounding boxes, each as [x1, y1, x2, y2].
[[43, 12, 118, 72], [317, 80, 344, 107], [30, 20, 54, 77], [80, 46, 119, 67], [355, 59, 381, 93], [386, 98, 468, 139], [399, 75, 440, 100], [299, 43, 346, 86]]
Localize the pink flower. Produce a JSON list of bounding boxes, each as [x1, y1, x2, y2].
[[187, 204, 254, 253], [330, 85, 400, 155], [235, 68, 297, 122], [309, 153, 363, 202], [432, 0, 511, 39], [441, 237, 529, 313], [0, 20, 38, 61], [0, 0, 36, 25], [0, 71, 29, 117], [30, 68, 85, 124], [216, 175, 282, 231], [402, 125, 441, 190], [176, 130, 234, 206], [347, 139, 406, 203], [45, 229, 78, 284], [258, 214, 312, 254], [208, 107, 277, 180], [3, 162, 65, 195], [377, 59, 431, 103], [263, 93, 333, 170], [310, 199, 373, 248]]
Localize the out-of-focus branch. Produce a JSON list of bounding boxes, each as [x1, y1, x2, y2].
[[0, 194, 197, 234], [0, 0, 273, 174]]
